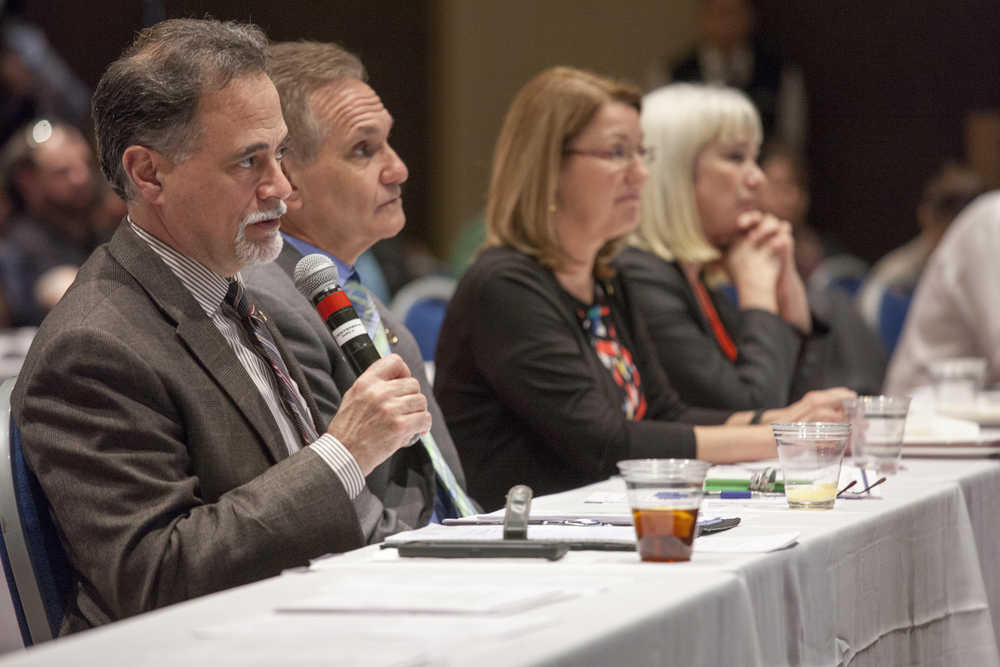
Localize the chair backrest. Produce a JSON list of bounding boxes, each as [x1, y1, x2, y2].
[[877, 288, 914, 355], [389, 276, 457, 361], [0, 377, 71, 645], [808, 253, 870, 297]]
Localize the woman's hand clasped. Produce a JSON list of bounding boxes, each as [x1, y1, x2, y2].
[[728, 211, 811, 333]]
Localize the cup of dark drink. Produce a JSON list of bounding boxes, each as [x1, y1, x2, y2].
[[617, 459, 712, 562]]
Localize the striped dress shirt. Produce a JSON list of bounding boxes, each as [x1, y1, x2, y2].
[[130, 221, 365, 498]]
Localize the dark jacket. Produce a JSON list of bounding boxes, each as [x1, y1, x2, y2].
[[434, 246, 729, 511], [616, 246, 823, 410]]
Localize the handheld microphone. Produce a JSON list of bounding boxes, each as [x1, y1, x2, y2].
[[294, 253, 381, 376]]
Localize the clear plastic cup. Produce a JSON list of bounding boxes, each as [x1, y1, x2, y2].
[[771, 423, 851, 509], [929, 357, 986, 406], [617, 459, 712, 562], [843, 396, 911, 475]]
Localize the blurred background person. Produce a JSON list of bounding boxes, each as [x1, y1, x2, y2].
[[650, 0, 806, 151], [0, 185, 11, 327], [433, 67, 849, 511], [0, 0, 91, 146], [0, 119, 121, 325], [857, 160, 983, 352], [758, 140, 888, 393], [757, 142, 869, 294], [619, 83, 820, 412], [885, 191, 1000, 394], [757, 142, 822, 281]]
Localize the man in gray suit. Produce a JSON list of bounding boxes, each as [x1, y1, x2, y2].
[[244, 41, 473, 540], [11, 19, 430, 632]]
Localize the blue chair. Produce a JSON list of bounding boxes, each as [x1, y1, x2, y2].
[[808, 254, 870, 298], [877, 288, 914, 355], [0, 377, 72, 645], [389, 276, 457, 361]]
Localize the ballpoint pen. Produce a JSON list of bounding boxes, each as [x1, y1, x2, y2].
[[704, 489, 756, 499]]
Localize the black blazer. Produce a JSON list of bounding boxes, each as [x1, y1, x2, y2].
[[616, 246, 823, 410], [434, 246, 729, 511]]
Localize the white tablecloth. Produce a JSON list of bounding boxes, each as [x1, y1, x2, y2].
[[2, 459, 998, 667]]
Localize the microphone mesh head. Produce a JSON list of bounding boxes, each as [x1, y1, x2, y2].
[[293, 253, 343, 300]]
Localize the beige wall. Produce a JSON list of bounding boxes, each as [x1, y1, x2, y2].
[[430, 0, 700, 255]]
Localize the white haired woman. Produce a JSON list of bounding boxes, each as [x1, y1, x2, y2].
[[618, 83, 829, 412]]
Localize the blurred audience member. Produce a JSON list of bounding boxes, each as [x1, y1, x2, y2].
[[758, 142, 819, 276], [0, 119, 108, 324], [758, 142, 887, 393], [1, 3, 91, 145], [0, 179, 11, 234], [885, 191, 1000, 394], [89, 183, 128, 243], [0, 185, 11, 327], [857, 161, 982, 333], [758, 142, 870, 292], [620, 83, 822, 411], [651, 0, 806, 150]]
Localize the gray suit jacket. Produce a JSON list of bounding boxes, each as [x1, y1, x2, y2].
[[244, 244, 469, 540], [11, 223, 364, 632]]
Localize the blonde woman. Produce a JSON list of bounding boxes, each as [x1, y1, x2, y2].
[[619, 83, 824, 411], [433, 69, 849, 510]]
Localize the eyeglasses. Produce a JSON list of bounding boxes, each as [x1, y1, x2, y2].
[[564, 144, 655, 167]]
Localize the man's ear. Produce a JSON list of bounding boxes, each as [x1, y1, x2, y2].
[[281, 160, 303, 211], [121, 146, 169, 204]]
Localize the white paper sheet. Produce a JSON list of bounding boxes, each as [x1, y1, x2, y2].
[[695, 531, 800, 553]]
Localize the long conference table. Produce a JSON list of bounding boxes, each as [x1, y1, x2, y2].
[[2, 457, 999, 666]]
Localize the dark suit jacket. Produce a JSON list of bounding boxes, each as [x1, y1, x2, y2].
[[11, 223, 364, 632], [434, 246, 730, 511], [616, 246, 823, 410], [670, 41, 785, 140], [244, 243, 469, 539]]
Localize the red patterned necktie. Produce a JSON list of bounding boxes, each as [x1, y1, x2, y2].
[[225, 279, 319, 447]]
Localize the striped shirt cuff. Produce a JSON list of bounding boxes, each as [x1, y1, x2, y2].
[[310, 434, 365, 499]]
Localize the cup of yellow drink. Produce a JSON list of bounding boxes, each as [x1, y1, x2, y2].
[[771, 423, 851, 510]]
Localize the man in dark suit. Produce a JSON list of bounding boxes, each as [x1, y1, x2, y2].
[[244, 41, 473, 540], [654, 0, 806, 150], [11, 19, 430, 633]]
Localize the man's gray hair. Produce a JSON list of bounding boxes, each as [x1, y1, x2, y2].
[[91, 18, 269, 200], [268, 41, 367, 164]]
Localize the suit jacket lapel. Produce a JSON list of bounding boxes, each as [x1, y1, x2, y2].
[[108, 223, 287, 464]]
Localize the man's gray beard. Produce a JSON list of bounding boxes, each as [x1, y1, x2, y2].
[[235, 201, 287, 266]]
